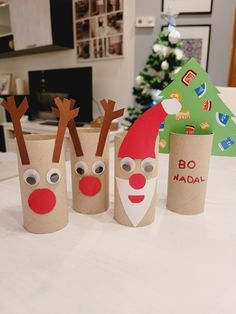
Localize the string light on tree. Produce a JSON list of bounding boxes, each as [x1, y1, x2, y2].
[[174, 48, 183, 60], [168, 29, 181, 44], [153, 43, 163, 55], [151, 89, 162, 101], [161, 60, 169, 70], [136, 75, 143, 85]]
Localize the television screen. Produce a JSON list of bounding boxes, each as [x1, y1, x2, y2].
[[28, 67, 93, 123]]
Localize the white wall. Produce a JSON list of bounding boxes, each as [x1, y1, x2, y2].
[[135, 0, 235, 87], [0, 0, 135, 119]]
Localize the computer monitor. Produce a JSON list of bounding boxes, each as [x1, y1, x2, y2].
[[28, 67, 93, 123]]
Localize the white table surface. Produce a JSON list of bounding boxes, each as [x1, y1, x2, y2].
[[0, 148, 236, 314]]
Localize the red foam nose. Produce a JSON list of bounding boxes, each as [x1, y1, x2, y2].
[[79, 176, 101, 196], [129, 173, 146, 189], [28, 189, 56, 214]]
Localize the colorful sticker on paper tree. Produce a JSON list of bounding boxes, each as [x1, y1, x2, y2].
[[176, 110, 190, 120], [185, 124, 195, 134], [200, 122, 210, 130], [181, 70, 197, 86], [160, 122, 165, 131], [202, 100, 212, 111], [216, 112, 230, 127], [170, 91, 182, 101], [159, 139, 167, 149], [194, 83, 207, 98], [218, 137, 235, 151]]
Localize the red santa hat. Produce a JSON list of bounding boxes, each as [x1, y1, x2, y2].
[[118, 99, 181, 159]]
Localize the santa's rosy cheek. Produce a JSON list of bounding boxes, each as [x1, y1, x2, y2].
[[78, 176, 101, 196], [28, 189, 56, 214], [129, 173, 146, 189]]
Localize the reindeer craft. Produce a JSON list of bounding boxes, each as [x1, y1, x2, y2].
[[54, 98, 124, 214], [1, 96, 78, 233]]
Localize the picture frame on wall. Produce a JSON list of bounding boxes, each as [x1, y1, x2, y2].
[[162, 0, 213, 15], [75, 0, 124, 61], [162, 25, 211, 70]]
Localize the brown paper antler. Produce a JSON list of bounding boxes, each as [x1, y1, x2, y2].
[[1, 96, 30, 165], [96, 99, 124, 156], [52, 97, 83, 157], [52, 97, 80, 163]]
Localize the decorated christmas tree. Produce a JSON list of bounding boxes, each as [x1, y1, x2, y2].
[[160, 58, 236, 157], [124, 9, 187, 127]]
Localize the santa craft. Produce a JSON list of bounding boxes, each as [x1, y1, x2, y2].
[[1, 96, 78, 233], [55, 98, 124, 214], [115, 99, 182, 227]]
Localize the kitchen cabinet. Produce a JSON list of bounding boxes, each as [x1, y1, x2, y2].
[[0, 0, 74, 58]]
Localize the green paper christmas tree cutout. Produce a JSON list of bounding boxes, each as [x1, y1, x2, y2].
[[160, 58, 236, 157]]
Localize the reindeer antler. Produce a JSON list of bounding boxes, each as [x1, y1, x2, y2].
[[52, 97, 83, 157], [52, 97, 80, 163], [96, 99, 124, 156], [1, 96, 30, 165]]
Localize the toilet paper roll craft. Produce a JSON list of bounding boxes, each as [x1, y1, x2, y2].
[[58, 98, 124, 214], [159, 58, 236, 156], [115, 98, 182, 227], [167, 132, 213, 215], [1, 96, 78, 233]]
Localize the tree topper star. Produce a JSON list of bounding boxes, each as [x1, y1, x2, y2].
[[161, 5, 179, 31]]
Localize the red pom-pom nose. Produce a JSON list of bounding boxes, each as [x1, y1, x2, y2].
[[129, 173, 146, 189], [28, 189, 56, 214], [79, 176, 101, 196]]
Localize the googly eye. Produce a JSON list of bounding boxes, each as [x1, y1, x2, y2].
[[75, 161, 88, 176], [120, 157, 135, 173], [23, 169, 40, 186], [141, 158, 156, 173], [46, 168, 62, 185], [92, 160, 105, 175]]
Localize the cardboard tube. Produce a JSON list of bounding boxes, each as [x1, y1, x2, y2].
[[167, 133, 213, 215], [17, 134, 68, 234], [114, 132, 159, 227], [70, 128, 109, 214]]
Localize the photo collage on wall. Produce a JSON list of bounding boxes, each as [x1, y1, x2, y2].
[[75, 0, 124, 60]]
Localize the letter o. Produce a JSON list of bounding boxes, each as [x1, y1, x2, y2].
[[187, 160, 196, 169]]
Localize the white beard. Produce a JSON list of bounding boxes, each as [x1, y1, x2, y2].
[[116, 176, 157, 226]]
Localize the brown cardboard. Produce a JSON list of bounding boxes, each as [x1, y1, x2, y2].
[[167, 132, 213, 215], [95, 99, 124, 156], [52, 98, 83, 157], [2, 96, 30, 165], [52, 97, 79, 162], [18, 134, 68, 233], [70, 128, 109, 214], [114, 132, 159, 227]]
